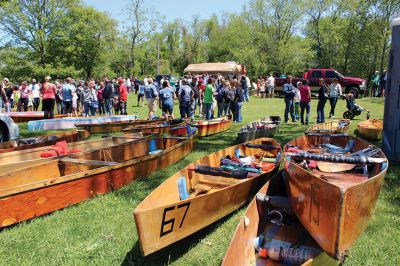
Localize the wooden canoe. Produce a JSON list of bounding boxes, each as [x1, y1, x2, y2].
[[357, 119, 383, 140], [0, 135, 194, 228], [122, 119, 186, 135], [222, 171, 338, 266], [306, 119, 350, 135], [5, 112, 65, 123], [284, 134, 388, 259], [0, 134, 150, 174], [134, 138, 282, 256], [76, 118, 165, 134], [191, 116, 233, 137], [237, 116, 282, 143], [0, 130, 90, 154]]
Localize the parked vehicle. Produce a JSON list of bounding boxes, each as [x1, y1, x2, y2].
[[275, 69, 367, 98], [0, 115, 19, 143]]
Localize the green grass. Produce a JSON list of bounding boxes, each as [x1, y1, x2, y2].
[[1, 95, 399, 265]]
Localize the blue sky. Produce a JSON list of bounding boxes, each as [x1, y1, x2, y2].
[[84, 0, 249, 25]]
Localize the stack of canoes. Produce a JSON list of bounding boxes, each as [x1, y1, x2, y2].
[[357, 119, 383, 140], [191, 116, 233, 137], [237, 116, 282, 142], [306, 119, 350, 135], [0, 134, 194, 228], [134, 138, 282, 255], [0, 130, 90, 154], [284, 134, 387, 259], [223, 171, 338, 266]]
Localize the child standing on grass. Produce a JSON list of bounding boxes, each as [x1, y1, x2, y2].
[[294, 81, 301, 121]]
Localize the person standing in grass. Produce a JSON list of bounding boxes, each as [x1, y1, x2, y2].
[[144, 78, 159, 119], [228, 81, 237, 121], [234, 80, 244, 122], [317, 78, 328, 123], [118, 78, 128, 115], [266, 73, 275, 98], [42, 76, 56, 119], [283, 76, 296, 123], [216, 77, 225, 117], [222, 81, 232, 116], [178, 78, 194, 119], [294, 81, 301, 121], [30, 79, 41, 111], [299, 79, 311, 125], [328, 78, 342, 118], [204, 78, 216, 120], [159, 80, 176, 120]]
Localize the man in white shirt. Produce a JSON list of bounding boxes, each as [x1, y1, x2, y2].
[[30, 79, 41, 111], [266, 73, 275, 98]]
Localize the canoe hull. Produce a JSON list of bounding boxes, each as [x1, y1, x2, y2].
[[0, 130, 90, 154], [357, 119, 383, 140], [306, 119, 350, 134], [123, 121, 186, 136], [284, 135, 387, 259], [134, 138, 281, 256], [193, 118, 232, 137], [237, 116, 281, 143], [222, 171, 339, 266], [0, 136, 194, 228], [77, 119, 163, 134]]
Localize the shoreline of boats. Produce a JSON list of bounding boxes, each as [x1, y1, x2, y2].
[[0, 115, 388, 264]]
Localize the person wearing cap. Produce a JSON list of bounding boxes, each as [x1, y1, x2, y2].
[[159, 80, 176, 119], [144, 78, 159, 119], [118, 78, 128, 115]]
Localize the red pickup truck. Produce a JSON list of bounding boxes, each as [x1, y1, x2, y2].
[[274, 69, 366, 98]]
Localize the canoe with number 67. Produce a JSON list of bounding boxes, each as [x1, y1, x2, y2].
[[134, 138, 282, 256]]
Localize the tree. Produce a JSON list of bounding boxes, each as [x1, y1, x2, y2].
[[0, 0, 78, 65], [123, 0, 162, 73]]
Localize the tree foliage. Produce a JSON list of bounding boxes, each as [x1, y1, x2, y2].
[[0, 0, 399, 81]]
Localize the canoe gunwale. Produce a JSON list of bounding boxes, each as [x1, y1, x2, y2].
[[0, 136, 194, 199]]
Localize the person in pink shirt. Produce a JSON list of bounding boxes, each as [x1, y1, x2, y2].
[[42, 76, 56, 119], [18, 81, 31, 112], [299, 79, 311, 125]]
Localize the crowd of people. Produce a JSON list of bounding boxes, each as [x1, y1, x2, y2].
[[146, 73, 251, 122], [0, 73, 251, 122], [280, 76, 347, 124], [370, 70, 387, 97]]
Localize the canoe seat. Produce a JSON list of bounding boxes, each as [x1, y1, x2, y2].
[[60, 157, 118, 166], [198, 174, 245, 188]]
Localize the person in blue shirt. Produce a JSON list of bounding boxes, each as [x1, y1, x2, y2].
[[62, 77, 74, 117], [159, 80, 176, 119], [137, 83, 145, 107], [283, 76, 296, 123], [178, 78, 194, 119], [144, 78, 159, 119]]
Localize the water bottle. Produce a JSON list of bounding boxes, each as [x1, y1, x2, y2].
[[258, 244, 317, 264]]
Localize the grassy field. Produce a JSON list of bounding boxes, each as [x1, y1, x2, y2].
[[1, 95, 399, 266]]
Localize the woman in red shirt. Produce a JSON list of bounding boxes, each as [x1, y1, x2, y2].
[[299, 79, 311, 125], [42, 76, 56, 119]]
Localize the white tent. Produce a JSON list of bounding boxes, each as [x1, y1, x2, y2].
[[184, 61, 243, 74]]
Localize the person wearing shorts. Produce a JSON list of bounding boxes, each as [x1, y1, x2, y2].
[[144, 78, 159, 119], [159, 80, 176, 119]]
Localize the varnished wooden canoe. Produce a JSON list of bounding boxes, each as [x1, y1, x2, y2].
[[222, 171, 338, 266], [134, 138, 282, 256], [122, 119, 186, 135], [0, 130, 90, 154], [0, 134, 150, 174], [5, 112, 66, 123], [191, 116, 233, 137], [76, 118, 165, 134], [237, 116, 281, 143], [306, 119, 350, 135], [0, 135, 194, 228], [284, 134, 388, 259], [357, 119, 383, 140]]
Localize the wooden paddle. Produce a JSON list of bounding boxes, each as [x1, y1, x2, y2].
[[317, 161, 356, 173]]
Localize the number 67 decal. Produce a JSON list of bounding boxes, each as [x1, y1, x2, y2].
[[160, 202, 191, 237]]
